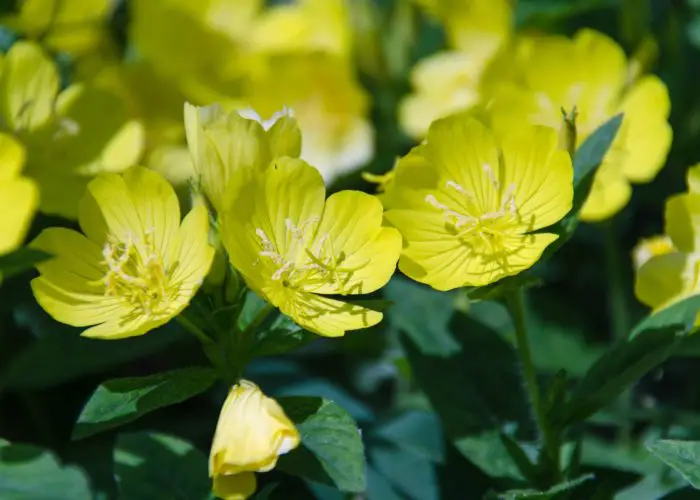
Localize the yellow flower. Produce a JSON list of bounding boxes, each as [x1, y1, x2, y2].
[[0, 134, 38, 256], [251, 0, 350, 58], [210, 380, 300, 500], [31, 167, 214, 339], [635, 166, 700, 318], [2, 0, 112, 56], [184, 103, 301, 214], [487, 29, 672, 222], [220, 157, 401, 337], [0, 41, 144, 218], [384, 114, 573, 290], [245, 55, 373, 183], [129, 0, 262, 103], [632, 235, 675, 270]]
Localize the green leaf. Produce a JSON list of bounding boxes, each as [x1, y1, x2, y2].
[[251, 314, 316, 357], [497, 474, 595, 499], [278, 397, 366, 493], [571, 114, 623, 211], [114, 432, 211, 500], [630, 295, 700, 339], [371, 411, 444, 463], [385, 277, 460, 356], [648, 440, 700, 489], [453, 431, 528, 480], [0, 441, 92, 500], [370, 444, 439, 500], [400, 310, 533, 440], [0, 247, 49, 282], [551, 328, 683, 427], [73, 367, 217, 439]]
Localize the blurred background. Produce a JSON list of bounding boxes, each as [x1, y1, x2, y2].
[[2, 0, 700, 498]]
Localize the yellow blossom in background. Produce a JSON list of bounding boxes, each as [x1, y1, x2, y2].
[[251, 0, 350, 58], [184, 103, 301, 214], [0, 41, 144, 218], [486, 29, 672, 222], [31, 167, 214, 339], [210, 380, 300, 500], [632, 235, 675, 270], [400, 0, 512, 139], [246, 55, 373, 182], [221, 158, 401, 337], [0, 134, 38, 256], [2, 0, 113, 56], [384, 114, 572, 290], [129, 0, 262, 103], [635, 166, 700, 320]]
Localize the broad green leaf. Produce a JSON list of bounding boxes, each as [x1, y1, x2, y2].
[[371, 411, 444, 463], [278, 397, 366, 493], [251, 314, 316, 357], [1, 306, 188, 390], [114, 432, 211, 500], [648, 440, 700, 489], [630, 295, 700, 339], [73, 367, 217, 439], [551, 329, 683, 427], [0, 441, 91, 500], [370, 444, 439, 500], [0, 248, 49, 282], [385, 277, 460, 356], [400, 310, 533, 442], [497, 474, 594, 499], [453, 431, 528, 481]]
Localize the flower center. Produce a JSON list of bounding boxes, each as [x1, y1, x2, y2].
[[426, 163, 521, 253], [255, 218, 365, 294], [100, 230, 174, 317]]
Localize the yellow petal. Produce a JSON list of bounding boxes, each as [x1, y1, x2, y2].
[[212, 472, 257, 500], [266, 115, 302, 158], [279, 290, 383, 337], [80, 315, 153, 340], [122, 167, 181, 262], [210, 380, 300, 475], [0, 133, 26, 181], [385, 209, 558, 289], [616, 75, 672, 183], [635, 252, 691, 310], [0, 41, 59, 132], [423, 114, 500, 214], [306, 191, 401, 295], [184, 103, 270, 213], [687, 163, 700, 193], [665, 193, 700, 253], [0, 177, 38, 255], [578, 164, 632, 222], [500, 126, 573, 232], [171, 203, 215, 296]]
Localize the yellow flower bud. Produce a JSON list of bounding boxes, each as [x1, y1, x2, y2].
[[210, 380, 300, 500]]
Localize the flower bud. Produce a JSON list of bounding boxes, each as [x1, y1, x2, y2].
[[210, 380, 300, 499]]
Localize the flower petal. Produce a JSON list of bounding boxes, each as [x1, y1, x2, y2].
[[0, 177, 37, 255], [579, 164, 632, 222], [171, 203, 215, 295], [500, 126, 573, 232], [279, 291, 383, 337], [212, 472, 257, 500], [635, 252, 691, 310], [0, 133, 26, 181], [665, 193, 700, 253], [423, 114, 500, 214]]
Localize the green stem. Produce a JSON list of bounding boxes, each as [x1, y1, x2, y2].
[[506, 289, 560, 480], [242, 302, 277, 338], [176, 314, 213, 345], [602, 221, 633, 445]]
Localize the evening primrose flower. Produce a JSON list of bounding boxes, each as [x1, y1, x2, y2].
[[245, 55, 373, 182], [635, 167, 700, 319], [210, 380, 300, 500], [0, 134, 38, 256], [632, 235, 675, 270], [31, 167, 214, 339], [184, 103, 301, 213], [487, 29, 672, 222], [400, 0, 512, 139], [0, 41, 144, 218], [384, 114, 573, 290], [220, 157, 401, 337]]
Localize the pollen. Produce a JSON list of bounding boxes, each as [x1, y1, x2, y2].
[[426, 167, 521, 254], [100, 229, 175, 317], [255, 218, 366, 294]]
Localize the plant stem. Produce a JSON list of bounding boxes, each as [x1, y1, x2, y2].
[[602, 221, 633, 445], [242, 302, 277, 338], [506, 288, 560, 480], [176, 314, 213, 345]]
